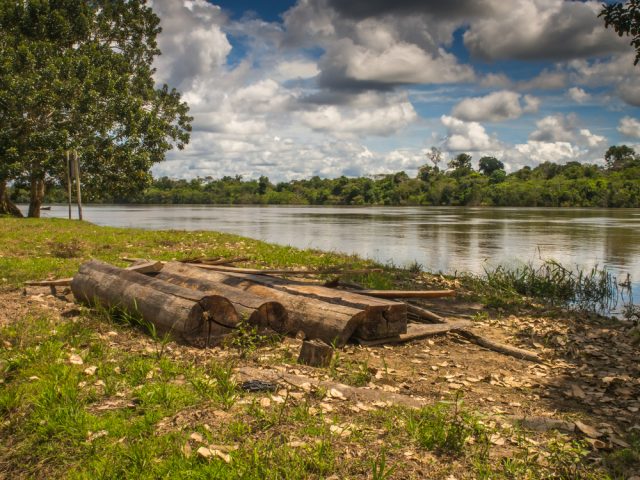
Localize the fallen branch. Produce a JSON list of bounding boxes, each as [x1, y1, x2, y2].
[[405, 304, 447, 324], [24, 278, 73, 287], [355, 321, 472, 346], [192, 264, 383, 276], [452, 329, 542, 363], [25, 261, 164, 288], [345, 289, 456, 299]]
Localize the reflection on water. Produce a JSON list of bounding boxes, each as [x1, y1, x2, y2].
[[26, 204, 640, 291]]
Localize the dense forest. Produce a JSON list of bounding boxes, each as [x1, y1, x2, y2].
[[13, 145, 640, 208]]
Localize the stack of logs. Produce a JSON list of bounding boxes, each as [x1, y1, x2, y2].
[[31, 259, 539, 365]]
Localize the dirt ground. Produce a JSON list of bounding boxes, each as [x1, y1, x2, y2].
[[3, 287, 640, 477]]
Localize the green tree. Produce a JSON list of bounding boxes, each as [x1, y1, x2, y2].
[[600, 0, 640, 65], [0, 0, 191, 217], [478, 156, 504, 176], [447, 153, 473, 176], [604, 145, 637, 170]]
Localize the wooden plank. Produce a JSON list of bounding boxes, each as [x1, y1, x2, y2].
[[350, 289, 456, 299], [354, 321, 471, 346]]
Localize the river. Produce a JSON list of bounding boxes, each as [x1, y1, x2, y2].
[[29, 204, 639, 291]]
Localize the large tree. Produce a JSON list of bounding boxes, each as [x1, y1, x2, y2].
[[0, 0, 192, 217], [600, 0, 640, 65]]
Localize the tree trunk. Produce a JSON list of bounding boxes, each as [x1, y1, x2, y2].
[[205, 268, 408, 340], [71, 260, 240, 346], [0, 180, 23, 217], [27, 177, 45, 218], [156, 262, 288, 333], [159, 262, 365, 347]]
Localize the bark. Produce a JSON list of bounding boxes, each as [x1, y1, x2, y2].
[[71, 260, 240, 346], [0, 180, 23, 217], [201, 268, 407, 340], [27, 177, 45, 218], [159, 262, 365, 347], [155, 262, 288, 334]]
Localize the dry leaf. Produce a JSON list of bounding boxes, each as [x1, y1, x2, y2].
[[69, 354, 83, 365], [197, 447, 212, 459], [575, 420, 603, 439], [190, 432, 204, 443], [84, 366, 97, 376]]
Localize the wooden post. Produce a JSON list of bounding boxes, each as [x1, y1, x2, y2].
[[73, 150, 83, 221], [65, 150, 72, 219]]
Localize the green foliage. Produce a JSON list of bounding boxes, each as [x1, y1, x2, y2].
[[404, 398, 487, 455], [483, 260, 624, 313], [0, 0, 192, 216], [600, 0, 640, 65], [45, 145, 640, 208]]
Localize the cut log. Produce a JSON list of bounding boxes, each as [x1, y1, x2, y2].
[[155, 262, 288, 333], [298, 339, 333, 368], [451, 329, 542, 363], [159, 262, 364, 347], [70, 260, 239, 346], [206, 269, 407, 340], [349, 289, 456, 299], [237, 366, 427, 409], [355, 320, 472, 346]]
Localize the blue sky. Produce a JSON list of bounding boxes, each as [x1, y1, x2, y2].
[[150, 0, 640, 181]]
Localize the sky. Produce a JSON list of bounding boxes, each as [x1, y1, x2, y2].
[[148, 0, 640, 181]]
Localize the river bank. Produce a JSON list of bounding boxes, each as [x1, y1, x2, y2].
[[1, 218, 639, 479]]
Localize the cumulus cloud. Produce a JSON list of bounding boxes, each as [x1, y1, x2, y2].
[[441, 115, 500, 151], [451, 90, 539, 122], [298, 93, 417, 136], [463, 0, 629, 61], [284, 1, 475, 92], [618, 117, 640, 139], [529, 114, 605, 147], [567, 87, 591, 103]]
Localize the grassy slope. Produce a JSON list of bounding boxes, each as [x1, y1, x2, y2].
[[0, 218, 636, 479]]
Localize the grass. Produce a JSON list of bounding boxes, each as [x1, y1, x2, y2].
[[1, 217, 637, 478]]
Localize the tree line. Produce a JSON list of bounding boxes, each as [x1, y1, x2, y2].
[[16, 145, 640, 208]]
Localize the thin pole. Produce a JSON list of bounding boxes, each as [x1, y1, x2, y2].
[[65, 150, 72, 219], [73, 149, 83, 221]]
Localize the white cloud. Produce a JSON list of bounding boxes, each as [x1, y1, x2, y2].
[[299, 94, 418, 136], [451, 90, 539, 122], [274, 60, 319, 80], [529, 114, 605, 148], [441, 115, 500, 151], [618, 117, 640, 138], [567, 87, 591, 103]]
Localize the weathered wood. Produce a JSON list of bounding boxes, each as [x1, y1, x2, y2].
[[237, 366, 427, 409], [355, 320, 472, 346], [155, 262, 288, 333], [25, 278, 73, 287], [25, 262, 164, 287], [193, 264, 382, 276], [350, 289, 456, 299], [452, 329, 542, 363], [206, 269, 407, 340], [71, 260, 239, 346], [406, 304, 447, 324], [125, 261, 164, 274], [298, 339, 333, 368], [159, 263, 365, 347]]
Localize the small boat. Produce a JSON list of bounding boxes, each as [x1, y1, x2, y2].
[[41, 206, 52, 210]]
